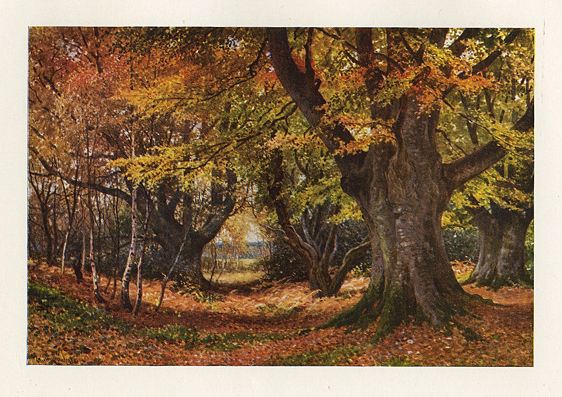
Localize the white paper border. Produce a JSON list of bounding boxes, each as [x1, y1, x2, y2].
[[2, 0, 561, 395]]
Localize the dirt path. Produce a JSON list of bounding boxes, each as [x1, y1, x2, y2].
[[27, 262, 533, 366]]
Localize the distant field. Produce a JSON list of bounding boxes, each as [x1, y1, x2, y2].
[[203, 270, 265, 285]]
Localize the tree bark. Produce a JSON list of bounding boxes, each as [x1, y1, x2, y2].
[[336, 98, 466, 335], [89, 228, 105, 303], [265, 141, 370, 297], [60, 230, 69, 274], [133, 207, 151, 316], [468, 208, 532, 288], [120, 186, 137, 312], [175, 245, 211, 290], [72, 258, 83, 284], [156, 229, 190, 312], [80, 231, 86, 276], [267, 28, 489, 337]]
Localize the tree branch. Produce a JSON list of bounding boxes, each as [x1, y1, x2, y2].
[[267, 28, 357, 155], [443, 140, 506, 190], [31, 147, 132, 204], [472, 29, 520, 75], [329, 238, 370, 293], [448, 28, 479, 57]]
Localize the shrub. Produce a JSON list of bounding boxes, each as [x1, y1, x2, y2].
[[443, 226, 479, 262], [260, 236, 308, 282]]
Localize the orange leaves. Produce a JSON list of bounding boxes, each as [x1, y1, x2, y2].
[[265, 131, 322, 151], [28, 261, 532, 366], [333, 123, 395, 156], [387, 62, 497, 113], [254, 67, 279, 87]]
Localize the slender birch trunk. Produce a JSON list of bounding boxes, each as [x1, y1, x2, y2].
[[156, 231, 189, 312], [60, 230, 69, 274], [133, 207, 150, 316], [121, 128, 137, 312], [89, 228, 105, 303]]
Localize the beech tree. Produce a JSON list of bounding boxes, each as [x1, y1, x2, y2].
[[29, 27, 239, 290], [264, 27, 532, 336], [262, 142, 370, 296], [464, 107, 533, 288]]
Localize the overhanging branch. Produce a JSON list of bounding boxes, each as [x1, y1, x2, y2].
[[443, 140, 506, 190], [31, 146, 132, 204]]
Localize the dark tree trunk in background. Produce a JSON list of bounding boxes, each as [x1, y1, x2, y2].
[[468, 207, 532, 288], [468, 103, 534, 288], [72, 239, 84, 284], [266, 151, 370, 297], [145, 168, 236, 291], [72, 258, 83, 283], [181, 247, 211, 290]]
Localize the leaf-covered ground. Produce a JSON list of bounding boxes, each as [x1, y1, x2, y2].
[[27, 261, 533, 366]]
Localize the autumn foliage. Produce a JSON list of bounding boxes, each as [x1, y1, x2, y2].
[[28, 27, 534, 366]]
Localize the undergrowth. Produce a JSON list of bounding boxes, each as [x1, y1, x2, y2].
[[29, 281, 287, 353]]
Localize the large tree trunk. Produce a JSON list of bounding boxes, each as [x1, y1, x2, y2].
[[267, 28, 508, 338], [468, 208, 532, 288], [175, 244, 211, 290], [334, 101, 465, 335]]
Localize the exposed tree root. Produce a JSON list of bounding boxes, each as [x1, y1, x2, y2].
[[466, 270, 533, 291], [464, 291, 500, 306], [320, 280, 381, 329], [322, 279, 478, 346]]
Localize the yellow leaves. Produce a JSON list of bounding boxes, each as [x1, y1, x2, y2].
[[334, 125, 395, 156], [111, 142, 224, 192], [265, 132, 322, 151], [373, 69, 414, 107]]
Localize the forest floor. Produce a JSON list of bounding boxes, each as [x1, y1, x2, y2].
[[27, 260, 533, 366]]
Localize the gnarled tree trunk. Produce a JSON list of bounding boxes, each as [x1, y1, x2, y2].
[[332, 98, 468, 334], [266, 151, 370, 297], [468, 208, 532, 288], [267, 28, 509, 337], [467, 101, 534, 288], [175, 244, 211, 290]]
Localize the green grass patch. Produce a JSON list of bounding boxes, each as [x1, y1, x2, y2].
[[140, 324, 199, 347], [141, 324, 287, 352], [28, 282, 130, 334], [269, 345, 364, 366], [381, 355, 418, 366]]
